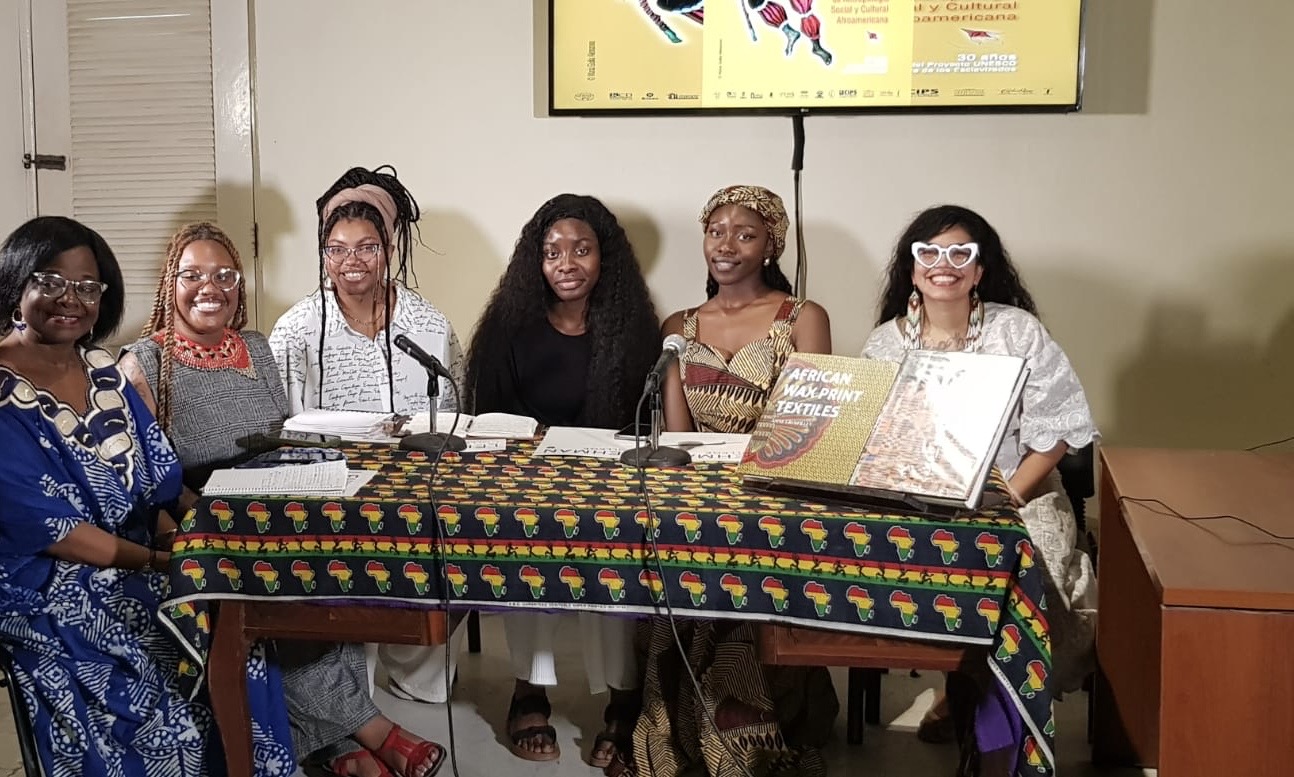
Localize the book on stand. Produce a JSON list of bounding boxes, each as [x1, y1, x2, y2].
[[737, 351, 1028, 513]]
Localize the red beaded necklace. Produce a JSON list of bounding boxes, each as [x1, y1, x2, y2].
[[153, 328, 256, 378]]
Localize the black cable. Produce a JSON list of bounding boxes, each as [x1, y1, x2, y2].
[[632, 389, 756, 777], [1246, 435, 1294, 452], [421, 379, 463, 777], [1118, 496, 1294, 542], [790, 114, 807, 298]]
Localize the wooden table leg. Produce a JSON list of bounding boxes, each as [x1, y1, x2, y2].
[[208, 601, 254, 777], [466, 610, 481, 654], [846, 667, 865, 744]]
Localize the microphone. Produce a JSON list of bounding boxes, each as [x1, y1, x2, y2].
[[394, 334, 454, 381], [393, 334, 466, 454], [620, 333, 692, 468], [644, 333, 688, 390]]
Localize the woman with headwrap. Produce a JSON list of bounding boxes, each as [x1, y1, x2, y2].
[[623, 186, 836, 777], [268, 167, 468, 708]]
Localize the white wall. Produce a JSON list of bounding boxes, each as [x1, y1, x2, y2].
[[0, 0, 31, 235], [251, 0, 1294, 450]]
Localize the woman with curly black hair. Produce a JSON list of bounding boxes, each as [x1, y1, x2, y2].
[[465, 194, 659, 767]]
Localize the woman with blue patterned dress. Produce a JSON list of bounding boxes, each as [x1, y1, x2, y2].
[[0, 217, 295, 777]]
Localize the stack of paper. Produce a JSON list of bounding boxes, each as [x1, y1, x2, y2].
[[283, 409, 396, 442], [203, 459, 353, 496], [532, 427, 751, 463], [407, 411, 540, 440]]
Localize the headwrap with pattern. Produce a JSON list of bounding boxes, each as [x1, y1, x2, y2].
[[698, 185, 789, 261]]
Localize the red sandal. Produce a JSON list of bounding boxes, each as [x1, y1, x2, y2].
[[376, 725, 446, 777], [328, 748, 392, 776]]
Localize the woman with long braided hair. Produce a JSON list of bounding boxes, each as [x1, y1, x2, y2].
[[268, 166, 467, 707], [122, 222, 447, 777], [269, 165, 464, 416]]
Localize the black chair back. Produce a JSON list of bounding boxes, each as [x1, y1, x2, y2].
[[0, 644, 43, 777]]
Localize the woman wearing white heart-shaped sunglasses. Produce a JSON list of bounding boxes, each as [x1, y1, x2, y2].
[[862, 205, 1099, 761]]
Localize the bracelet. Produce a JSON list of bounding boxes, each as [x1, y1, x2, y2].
[[147, 547, 158, 572]]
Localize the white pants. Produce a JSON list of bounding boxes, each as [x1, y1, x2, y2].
[[504, 612, 638, 695], [365, 620, 467, 703]]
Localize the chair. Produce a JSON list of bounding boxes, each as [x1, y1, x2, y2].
[[0, 644, 43, 777], [846, 444, 1098, 740]]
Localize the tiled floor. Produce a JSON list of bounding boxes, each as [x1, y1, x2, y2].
[[1, 614, 1152, 776]]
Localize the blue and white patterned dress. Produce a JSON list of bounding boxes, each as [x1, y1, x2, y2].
[[0, 346, 295, 777]]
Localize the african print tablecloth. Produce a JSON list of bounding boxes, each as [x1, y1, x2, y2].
[[163, 442, 1055, 775]]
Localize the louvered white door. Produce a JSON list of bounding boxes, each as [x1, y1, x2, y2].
[[29, 0, 252, 346]]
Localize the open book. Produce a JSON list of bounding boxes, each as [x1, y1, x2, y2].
[[737, 351, 1028, 512], [407, 411, 539, 440]]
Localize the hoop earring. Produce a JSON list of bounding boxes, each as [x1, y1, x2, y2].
[[10, 310, 26, 333]]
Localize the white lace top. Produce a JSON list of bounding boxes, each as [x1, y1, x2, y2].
[[861, 302, 1098, 479], [268, 284, 465, 416]]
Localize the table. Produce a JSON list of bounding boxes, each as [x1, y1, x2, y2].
[[1092, 448, 1294, 776], [163, 442, 1055, 776]]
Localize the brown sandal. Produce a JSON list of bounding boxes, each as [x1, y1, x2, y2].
[[507, 692, 560, 762], [589, 692, 640, 768]]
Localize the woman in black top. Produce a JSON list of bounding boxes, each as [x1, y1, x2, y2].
[[466, 194, 659, 766]]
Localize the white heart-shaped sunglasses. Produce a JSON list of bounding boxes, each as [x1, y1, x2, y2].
[[911, 241, 979, 269]]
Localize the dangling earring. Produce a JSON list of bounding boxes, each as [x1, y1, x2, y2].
[[903, 289, 922, 349], [10, 310, 26, 333], [763, 257, 771, 267], [322, 275, 334, 291], [964, 286, 984, 351]]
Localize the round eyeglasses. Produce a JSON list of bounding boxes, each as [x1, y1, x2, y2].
[[177, 268, 243, 292], [323, 244, 382, 263], [29, 271, 108, 305], [911, 241, 980, 270]]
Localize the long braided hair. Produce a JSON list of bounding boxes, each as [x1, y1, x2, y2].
[[140, 222, 248, 431], [313, 165, 421, 412]]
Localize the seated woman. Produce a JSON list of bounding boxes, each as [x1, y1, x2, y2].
[[0, 216, 293, 776], [630, 185, 835, 777], [120, 222, 444, 777], [465, 194, 659, 766], [861, 204, 1098, 750], [269, 166, 465, 705]]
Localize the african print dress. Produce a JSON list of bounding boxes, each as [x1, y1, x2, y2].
[[626, 297, 839, 777], [0, 347, 294, 777]]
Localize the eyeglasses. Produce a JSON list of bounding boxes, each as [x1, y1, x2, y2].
[[177, 268, 242, 292], [911, 241, 980, 270], [323, 244, 382, 263], [28, 271, 108, 305]]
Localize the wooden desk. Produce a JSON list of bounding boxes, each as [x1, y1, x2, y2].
[[208, 602, 450, 777], [1092, 448, 1294, 776]]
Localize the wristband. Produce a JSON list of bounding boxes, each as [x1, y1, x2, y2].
[[147, 547, 158, 572]]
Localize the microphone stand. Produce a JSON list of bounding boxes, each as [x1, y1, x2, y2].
[[400, 372, 467, 453], [619, 376, 691, 467]]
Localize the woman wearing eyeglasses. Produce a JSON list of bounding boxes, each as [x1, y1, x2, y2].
[[120, 223, 286, 500], [862, 205, 1097, 756], [268, 166, 464, 417], [122, 221, 446, 777], [0, 216, 295, 776], [268, 166, 468, 710]]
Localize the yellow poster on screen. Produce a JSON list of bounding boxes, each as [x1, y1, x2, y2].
[[550, 1, 1081, 112]]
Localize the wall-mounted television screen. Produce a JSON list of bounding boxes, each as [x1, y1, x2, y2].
[[549, 1, 1085, 114]]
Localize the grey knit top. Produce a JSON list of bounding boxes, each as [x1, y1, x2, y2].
[[125, 330, 290, 479]]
